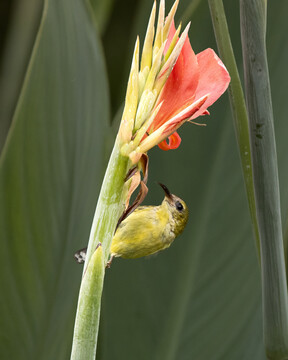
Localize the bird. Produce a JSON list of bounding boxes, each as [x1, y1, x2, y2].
[[74, 183, 188, 266]]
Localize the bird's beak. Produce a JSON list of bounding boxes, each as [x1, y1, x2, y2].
[[158, 183, 173, 201]]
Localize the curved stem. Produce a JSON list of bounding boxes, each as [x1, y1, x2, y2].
[[71, 136, 130, 359]]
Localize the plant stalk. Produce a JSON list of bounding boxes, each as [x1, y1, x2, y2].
[[84, 136, 130, 268], [71, 136, 130, 359], [70, 244, 104, 360]]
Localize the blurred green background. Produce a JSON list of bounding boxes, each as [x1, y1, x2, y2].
[[0, 0, 287, 359]]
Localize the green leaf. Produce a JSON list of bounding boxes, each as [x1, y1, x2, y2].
[[0, 0, 110, 359], [89, 0, 115, 34], [0, 0, 43, 153], [208, 0, 260, 257], [240, 0, 288, 358]]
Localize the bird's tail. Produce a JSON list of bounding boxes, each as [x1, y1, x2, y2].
[[74, 247, 87, 264]]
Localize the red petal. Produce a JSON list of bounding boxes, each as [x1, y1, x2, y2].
[[191, 48, 230, 119], [158, 131, 181, 151], [152, 24, 199, 130]]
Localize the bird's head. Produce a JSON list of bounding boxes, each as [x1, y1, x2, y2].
[[158, 183, 189, 236]]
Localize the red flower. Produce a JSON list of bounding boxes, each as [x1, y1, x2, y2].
[[146, 23, 231, 151]]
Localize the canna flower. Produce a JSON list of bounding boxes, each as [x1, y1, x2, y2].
[[119, 0, 230, 164]]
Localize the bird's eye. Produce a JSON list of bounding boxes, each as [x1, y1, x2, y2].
[[175, 201, 183, 211]]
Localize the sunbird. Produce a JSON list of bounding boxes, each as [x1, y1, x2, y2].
[[75, 183, 188, 266]]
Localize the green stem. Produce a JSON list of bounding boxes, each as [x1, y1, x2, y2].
[[208, 0, 260, 257], [84, 136, 130, 267], [71, 136, 129, 359], [240, 0, 288, 359], [70, 244, 105, 360]]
